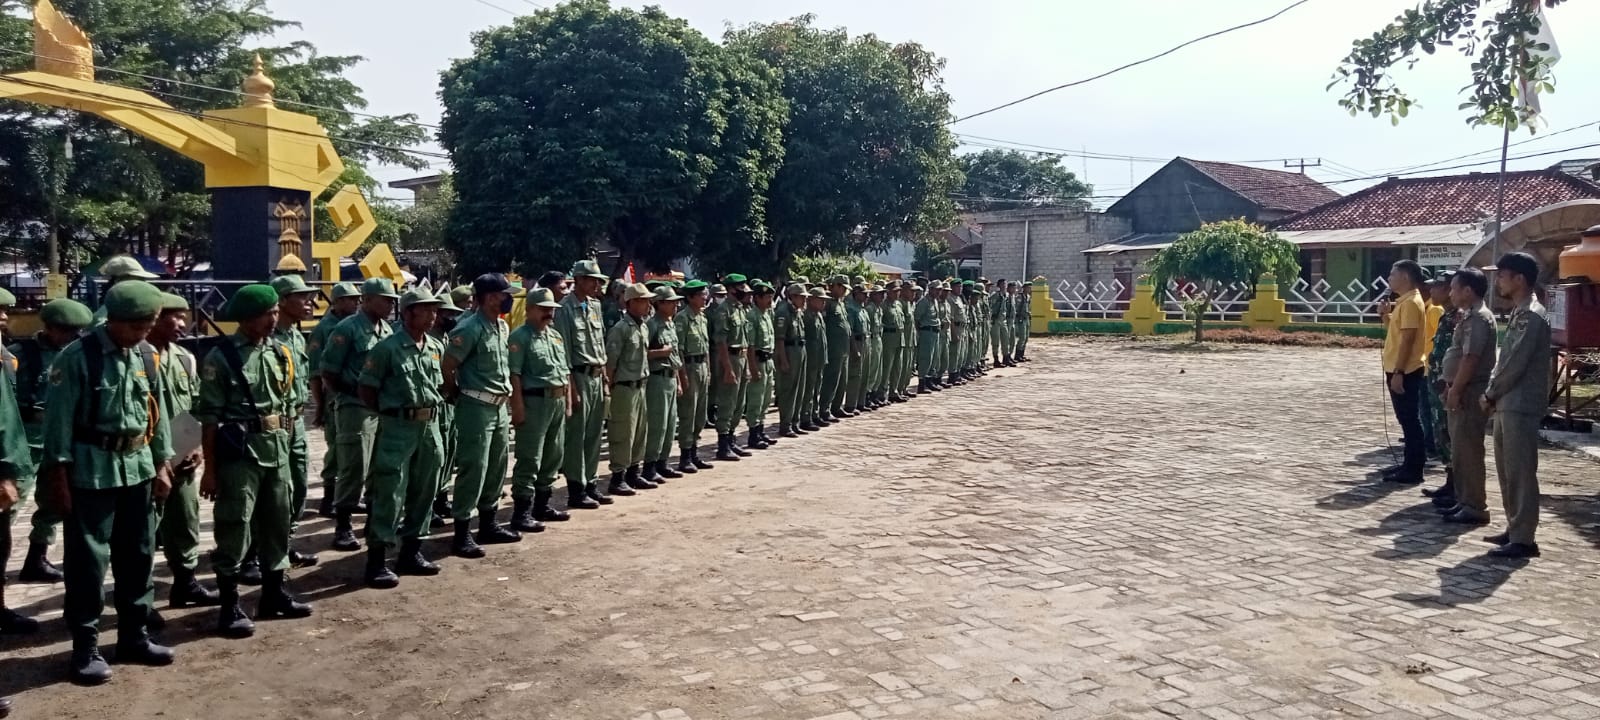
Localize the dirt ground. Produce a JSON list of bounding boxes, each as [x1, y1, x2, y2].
[[6, 337, 1600, 720]]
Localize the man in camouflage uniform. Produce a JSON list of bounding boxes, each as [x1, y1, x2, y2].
[[674, 280, 715, 473], [1421, 272, 1461, 506], [12, 298, 92, 584]]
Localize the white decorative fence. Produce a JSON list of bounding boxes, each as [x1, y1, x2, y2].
[[1052, 278, 1129, 318], [1282, 276, 1391, 324], [1052, 275, 1394, 325]]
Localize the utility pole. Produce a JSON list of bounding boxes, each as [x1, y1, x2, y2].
[[46, 132, 72, 299], [1282, 158, 1322, 174]]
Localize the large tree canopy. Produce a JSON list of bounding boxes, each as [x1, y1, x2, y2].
[[956, 149, 1093, 212], [1333, 0, 1567, 130], [438, 0, 786, 278], [0, 0, 427, 273], [716, 16, 962, 278]]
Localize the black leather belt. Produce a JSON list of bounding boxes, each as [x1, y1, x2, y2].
[[920, 326, 939, 331], [614, 378, 645, 389], [650, 368, 676, 377], [570, 365, 604, 377], [782, 339, 806, 347], [727, 346, 745, 351], [685, 354, 708, 363], [851, 335, 865, 341], [755, 350, 774, 361], [522, 386, 567, 398], [76, 430, 148, 453], [379, 406, 439, 421], [19, 408, 42, 423]]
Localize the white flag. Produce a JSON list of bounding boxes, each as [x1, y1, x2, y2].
[[1516, 5, 1560, 115]]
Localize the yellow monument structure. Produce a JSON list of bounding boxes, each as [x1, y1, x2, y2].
[[0, 0, 401, 288]]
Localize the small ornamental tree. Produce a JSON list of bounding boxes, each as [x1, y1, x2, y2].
[[1146, 220, 1300, 342]]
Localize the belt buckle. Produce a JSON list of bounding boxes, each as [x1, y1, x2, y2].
[[410, 407, 435, 421], [261, 415, 282, 432]]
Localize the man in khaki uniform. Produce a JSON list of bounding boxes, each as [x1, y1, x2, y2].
[[509, 288, 574, 527], [642, 286, 685, 482], [1480, 253, 1552, 559], [605, 283, 657, 494], [555, 260, 611, 508], [1437, 268, 1496, 526]]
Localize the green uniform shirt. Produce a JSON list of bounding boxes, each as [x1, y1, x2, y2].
[[1486, 296, 1553, 415], [712, 300, 752, 349], [845, 299, 866, 340], [606, 315, 650, 382], [555, 294, 607, 369], [647, 315, 682, 373], [306, 309, 348, 374], [43, 327, 174, 488], [804, 306, 827, 354], [949, 297, 966, 330], [359, 331, 446, 411], [0, 351, 34, 483], [322, 313, 392, 398], [898, 299, 915, 348], [194, 334, 295, 467], [272, 324, 310, 412], [866, 301, 882, 340], [9, 334, 66, 446], [674, 308, 710, 358], [155, 342, 197, 418], [914, 295, 942, 330], [1015, 290, 1031, 321], [824, 297, 849, 348], [508, 324, 570, 388], [748, 306, 775, 353], [775, 302, 804, 348], [445, 311, 512, 395]]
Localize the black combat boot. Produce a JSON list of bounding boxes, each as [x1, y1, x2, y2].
[[747, 428, 769, 450], [568, 482, 601, 509], [781, 422, 801, 438], [534, 490, 571, 521], [332, 510, 361, 552], [452, 524, 486, 559], [69, 633, 112, 686], [256, 571, 313, 620], [365, 546, 399, 590], [624, 465, 657, 490], [213, 576, 255, 639], [114, 632, 175, 667], [476, 512, 522, 545], [640, 460, 665, 484], [18, 542, 63, 583], [586, 482, 615, 505], [731, 434, 753, 457], [237, 547, 263, 586], [716, 435, 740, 461], [169, 567, 220, 608], [677, 449, 699, 474], [608, 471, 636, 496], [396, 538, 441, 576], [799, 418, 820, 432], [318, 495, 335, 518], [691, 447, 714, 470], [759, 424, 777, 445], [510, 496, 544, 533], [0, 580, 39, 636], [431, 492, 452, 528], [655, 459, 683, 480], [289, 549, 319, 568]]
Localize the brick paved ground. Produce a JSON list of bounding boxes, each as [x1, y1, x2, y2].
[[5, 337, 1600, 720]]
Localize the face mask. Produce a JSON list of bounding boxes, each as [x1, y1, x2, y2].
[[499, 294, 515, 315]]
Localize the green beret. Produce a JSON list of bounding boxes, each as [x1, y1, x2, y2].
[[158, 293, 189, 312], [722, 273, 747, 284], [103, 280, 163, 321], [271, 274, 318, 298], [0, 286, 16, 307], [41, 298, 93, 328], [226, 284, 279, 322], [330, 282, 360, 300], [682, 280, 709, 293]]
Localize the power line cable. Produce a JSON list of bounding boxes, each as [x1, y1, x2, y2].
[[949, 0, 1314, 125]]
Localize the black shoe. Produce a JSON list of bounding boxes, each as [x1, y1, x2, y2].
[[430, 512, 447, 529], [715, 435, 740, 462], [747, 429, 769, 450], [19, 543, 63, 583], [1421, 483, 1454, 498], [476, 513, 522, 545], [1382, 473, 1424, 485], [332, 511, 361, 552], [510, 497, 545, 533], [433, 492, 453, 520], [1443, 511, 1490, 526], [799, 422, 820, 432], [625, 465, 657, 490], [677, 452, 699, 474], [452, 524, 486, 559], [318, 496, 335, 518], [758, 425, 776, 445], [781, 423, 801, 439], [1435, 503, 1462, 516], [214, 579, 255, 639], [608, 471, 637, 496], [534, 490, 571, 521], [396, 538, 441, 576], [238, 555, 263, 586], [256, 571, 313, 620], [1430, 494, 1459, 509], [69, 645, 112, 686], [289, 550, 320, 568], [146, 607, 166, 634], [1487, 542, 1540, 559], [656, 460, 683, 480], [0, 607, 39, 636], [691, 448, 714, 470], [169, 569, 220, 608], [1482, 532, 1510, 546], [2, 693, 13, 718], [365, 547, 399, 590], [567, 484, 602, 509], [586, 484, 616, 505], [114, 638, 175, 667], [641, 462, 665, 484], [731, 437, 753, 457], [351, 498, 371, 515]]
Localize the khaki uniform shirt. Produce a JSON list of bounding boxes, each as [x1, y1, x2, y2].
[[508, 325, 570, 389]]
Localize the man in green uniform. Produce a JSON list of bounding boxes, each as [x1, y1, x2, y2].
[[915, 282, 945, 393], [358, 287, 448, 588], [0, 286, 41, 642], [1480, 253, 1552, 559], [712, 274, 754, 460], [605, 283, 657, 494], [196, 284, 310, 640], [820, 276, 852, 421], [147, 293, 218, 609], [12, 298, 92, 583], [947, 282, 968, 385], [801, 287, 829, 430], [309, 281, 358, 518], [992, 281, 1014, 367], [428, 293, 465, 527], [1014, 279, 1033, 362], [706, 282, 729, 430], [843, 284, 868, 413], [556, 260, 611, 508], [674, 280, 715, 473], [898, 283, 920, 399], [44, 280, 175, 683], [774, 283, 808, 437], [320, 279, 398, 551], [744, 281, 777, 448], [879, 282, 904, 404], [642, 285, 685, 483], [509, 287, 576, 529], [444, 273, 521, 558], [270, 274, 322, 568], [869, 284, 891, 407], [88, 255, 159, 324]]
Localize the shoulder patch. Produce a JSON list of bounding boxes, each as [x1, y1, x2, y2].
[[202, 362, 218, 381], [451, 335, 465, 346], [508, 343, 520, 353], [332, 334, 346, 345], [48, 366, 62, 385]]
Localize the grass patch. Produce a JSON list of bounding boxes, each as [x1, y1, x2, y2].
[[1202, 327, 1383, 348]]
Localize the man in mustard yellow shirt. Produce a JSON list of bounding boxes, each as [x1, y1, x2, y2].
[[1380, 260, 1429, 484]]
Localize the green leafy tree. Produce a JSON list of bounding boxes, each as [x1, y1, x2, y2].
[[788, 254, 881, 285], [1146, 220, 1299, 342], [439, 0, 785, 279], [0, 0, 428, 274], [718, 16, 962, 278], [1332, 0, 1566, 129], [912, 238, 955, 279], [956, 149, 1092, 212]]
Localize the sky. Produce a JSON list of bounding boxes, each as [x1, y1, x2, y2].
[[266, 0, 1600, 208]]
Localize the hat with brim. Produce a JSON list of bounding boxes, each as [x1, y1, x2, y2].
[[711, 284, 728, 295], [785, 283, 806, 296], [526, 287, 561, 308], [271, 274, 318, 298], [330, 282, 360, 300], [622, 283, 653, 302], [360, 278, 400, 299], [826, 275, 848, 287], [0, 287, 14, 307], [400, 287, 446, 312], [652, 286, 682, 303], [437, 296, 464, 314], [571, 259, 609, 280], [158, 293, 189, 312], [807, 288, 827, 298], [100, 255, 159, 280]]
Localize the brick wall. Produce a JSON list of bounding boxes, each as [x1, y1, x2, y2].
[[974, 209, 1130, 285]]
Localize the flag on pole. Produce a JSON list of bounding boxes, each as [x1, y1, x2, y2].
[[1515, 5, 1560, 116], [623, 263, 636, 284]]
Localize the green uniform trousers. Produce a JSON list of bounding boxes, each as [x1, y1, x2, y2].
[[775, 348, 805, 427], [154, 468, 200, 571], [608, 382, 648, 472], [212, 458, 293, 578], [678, 361, 711, 451], [845, 347, 866, 409], [368, 415, 444, 547], [512, 392, 566, 497], [63, 481, 154, 646], [917, 330, 940, 380], [866, 339, 882, 397], [289, 418, 308, 532], [1448, 389, 1490, 515], [803, 347, 826, 423], [993, 322, 1012, 361], [745, 358, 774, 428], [900, 338, 916, 394], [645, 374, 678, 464], [714, 355, 749, 436], [564, 373, 606, 488], [1494, 411, 1542, 545], [333, 398, 377, 510], [883, 345, 902, 397], [1014, 320, 1029, 358], [452, 396, 510, 521], [319, 405, 339, 503], [25, 444, 59, 546], [821, 348, 847, 416], [437, 402, 457, 497], [935, 330, 951, 377]]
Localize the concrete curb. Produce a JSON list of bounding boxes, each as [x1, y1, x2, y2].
[[1543, 428, 1600, 465]]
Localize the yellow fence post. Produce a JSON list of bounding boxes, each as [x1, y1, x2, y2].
[[1029, 276, 1050, 334], [1244, 273, 1291, 330], [1123, 275, 1159, 336]]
